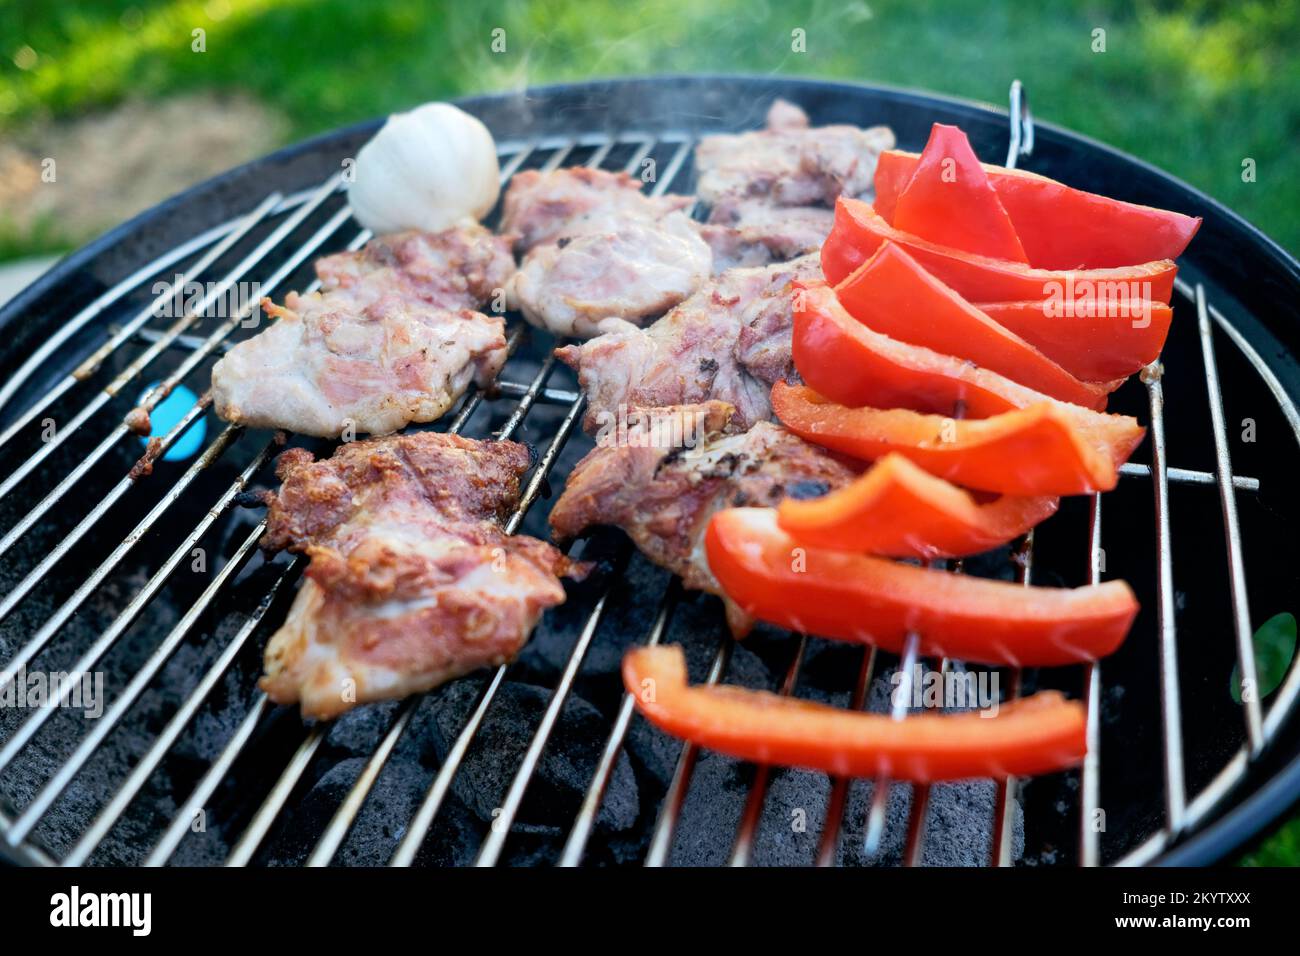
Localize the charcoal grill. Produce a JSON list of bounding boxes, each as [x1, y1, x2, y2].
[[1, 76, 1299, 868]]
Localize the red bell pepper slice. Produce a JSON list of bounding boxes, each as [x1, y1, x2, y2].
[[777, 452, 1058, 558], [891, 123, 1029, 263], [821, 198, 1178, 303], [976, 299, 1174, 382], [875, 149, 1202, 270], [770, 382, 1145, 495], [704, 507, 1138, 666], [833, 242, 1111, 408], [623, 644, 1087, 782], [793, 280, 1118, 415]]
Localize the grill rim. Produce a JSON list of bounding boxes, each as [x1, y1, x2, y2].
[[1, 74, 1299, 866]]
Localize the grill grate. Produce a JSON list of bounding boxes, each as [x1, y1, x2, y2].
[[1, 82, 1297, 868]]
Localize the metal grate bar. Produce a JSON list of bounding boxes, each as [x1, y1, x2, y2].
[[903, 755, 935, 866], [0, 404, 230, 670], [387, 668, 504, 867], [985, 89, 1034, 867], [61, 557, 299, 866], [644, 637, 732, 866], [815, 647, 878, 865], [1079, 494, 1104, 866], [990, 534, 1033, 866], [473, 586, 615, 866], [305, 701, 416, 868], [0, 198, 353, 602], [144, 693, 274, 866], [727, 634, 809, 866], [6, 517, 269, 844], [990, 668, 1025, 865], [0, 174, 340, 512], [1142, 363, 1188, 833], [862, 629, 922, 859], [0, 433, 275, 783], [0, 193, 283, 453], [224, 709, 322, 868], [902, 655, 950, 868], [1118, 461, 1257, 491], [0, 185, 335, 415], [1194, 284, 1263, 752], [556, 582, 680, 866]]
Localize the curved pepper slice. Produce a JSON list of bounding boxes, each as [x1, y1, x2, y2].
[[874, 149, 1202, 270], [976, 299, 1174, 382], [891, 124, 1028, 263], [777, 452, 1058, 558], [834, 242, 1113, 408], [821, 197, 1178, 303], [794, 280, 1118, 415], [705, 507, 1138, 666], [770, 382, 1144, 495], [624, 644, 1086, 782]]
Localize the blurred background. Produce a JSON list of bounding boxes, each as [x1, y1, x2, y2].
[[1, 0, 1296, 865]]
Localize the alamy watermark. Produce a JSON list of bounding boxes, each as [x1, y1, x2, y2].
[[0, 666, 104, 719], [1042, 277, 1153, 328], [151, 275, 262, 327], [890, 664, 1001, 716]]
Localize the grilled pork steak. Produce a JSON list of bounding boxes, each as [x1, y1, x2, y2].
[[694, 99, 895, 209], [500, 167, 711, 337], [259, 432, 581, 719], [693, 199, 835, 273], [212, 223, 512, 438], [500, 166, 694, 253], [507, 210, 712, 338], [549, 401, 854, 634], [555, 254, 821, 434], [314, 226, 516, 308]]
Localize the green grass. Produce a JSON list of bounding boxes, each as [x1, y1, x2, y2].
[[3, 0, 1299, 865]]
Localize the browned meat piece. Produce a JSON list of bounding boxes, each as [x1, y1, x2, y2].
[[555, 254, 821, 434], [549, 401, 854, 633], [694, 99, 894, 209], [314, 223, 515, 310], [212, 292, 506, 438], [259, 432, 580, 719], [500, 166, 694, 253], [501, 167, 711, 336], [694, 200, 835, 272], [507, 210, 712, 337], [212, 223, 513, 438]]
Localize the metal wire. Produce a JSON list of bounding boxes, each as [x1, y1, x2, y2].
[[1142, 361, 1188, 834], [727, 634, 808, 867], [1079, 495, 1104, 867], [1195, 284, 1263, 753]]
